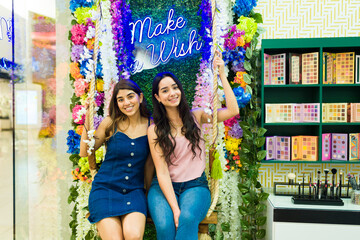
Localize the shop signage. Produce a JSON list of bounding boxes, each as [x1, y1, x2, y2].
[[130, 8, 202, 73], [0, 16, 12, 42]]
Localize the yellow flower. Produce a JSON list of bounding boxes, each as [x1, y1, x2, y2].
[[96, 80, 104, 92], [231, 166, 235, 170]]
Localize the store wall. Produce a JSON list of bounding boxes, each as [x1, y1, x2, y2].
[[255, 0, 360, 187]]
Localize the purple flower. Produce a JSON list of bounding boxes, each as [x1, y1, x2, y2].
[[94, 115, 104, 130], [71, 45, 84, 62], [229, 123, 243, 139], [95, 92, 105, 106]]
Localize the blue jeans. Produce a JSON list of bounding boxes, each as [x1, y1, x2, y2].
[[147, 172, 211, 240]]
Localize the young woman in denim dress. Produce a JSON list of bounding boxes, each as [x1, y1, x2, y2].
[[80, 79, 154, 240], [147, 51, 239, 240]]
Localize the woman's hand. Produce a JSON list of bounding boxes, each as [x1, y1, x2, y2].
[[213, 50, 225, 76], [173, 208, 181, 229]]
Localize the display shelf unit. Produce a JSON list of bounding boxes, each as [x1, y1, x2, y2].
[[261, 37, 360, 164]]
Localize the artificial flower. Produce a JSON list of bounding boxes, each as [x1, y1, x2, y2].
[[72, 104, 86, 125], [70, 62, 84, 80], [74, 78, 89, 97], [70, 24, 87, 45], [237, 16, 257, 43], [71, 45, 85, 62], [233, 0, 257, 17], [66, 130, 81, 154]]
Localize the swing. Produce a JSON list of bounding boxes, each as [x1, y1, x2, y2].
[[86, 1, 220, 239]]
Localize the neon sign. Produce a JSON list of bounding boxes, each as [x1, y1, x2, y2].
[[0, 16, 12, 42], [130, 8, 202, 73]]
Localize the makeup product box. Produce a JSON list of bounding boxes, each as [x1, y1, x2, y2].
[[292, 136, 318, 161], [322, 133, 332, 161], [349, 133, 360, 161], [265, 104, 293, 123], [302, 103, 320, 122], [356, 55, 360, 84], [335, 52, 355, 84], [289, 53, 302, 84], [292, 104, 302, 122], [323, 52, 336, 84], [266, 136, 275, 160], [270, 53, 286, 85], [331, 133, 348, 161], [350, 103, 360, 122], [322, 103, 348, 122], [275, 136, 291, 161], [264, 53, 271, 85], [266, 136, 291, 161], [302, 52, 319, 84]]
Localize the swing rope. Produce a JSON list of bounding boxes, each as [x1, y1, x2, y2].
[[206, 0, 220, 218], [87, 0, 101, 156]]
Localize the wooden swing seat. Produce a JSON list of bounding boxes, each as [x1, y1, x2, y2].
[[146, 211, 217, 234]]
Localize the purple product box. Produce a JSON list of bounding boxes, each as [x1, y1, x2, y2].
[[266, 136, 275, 160], [322, 133, 331, 161], [331, 133, 348, 161], [275, 136, 291, 161]]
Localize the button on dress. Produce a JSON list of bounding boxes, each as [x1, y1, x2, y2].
[[88, 131, 149, 224]]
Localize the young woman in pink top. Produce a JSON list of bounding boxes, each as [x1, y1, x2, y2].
[[147, 51, 239, 240]]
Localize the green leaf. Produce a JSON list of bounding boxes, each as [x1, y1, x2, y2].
[[238, 183, 249, 194], [241, 232, 252, 240], [243, 128, 253, 140], [221, 222, 230, 232], [244, 61, 252, 71], [255, 137, 266, 147], [243, 73, 252, 84], [257, 26, 266, 34], [257, 127, 267, 136], [246, 47, 253, 59], [257, 150, 267, 161], [239, 206, 249, 215], [240, 219, 250, 230], [256, 216, 267, 226], [255, 181, 262, 189], [239, 121, 250, 129], [246, 85, 253, 95], [259, 192, 270, 201], [256, 229, 266, 239], [252, 13, 263, 23], [242, 193, 252, 205], [256, 203, 267, 213]]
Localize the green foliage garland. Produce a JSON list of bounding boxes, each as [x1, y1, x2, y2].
[[237, 11, 269, 240]]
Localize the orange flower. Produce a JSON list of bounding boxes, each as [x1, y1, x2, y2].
[[234, 71, 247, 90], [70, 62, 83, 80], [236, 37, 245, 47], [87, 38, 95, 50], [76, 125, 84, 135]]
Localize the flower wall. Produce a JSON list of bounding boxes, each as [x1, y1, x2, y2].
[[67, 0, 265, 239]]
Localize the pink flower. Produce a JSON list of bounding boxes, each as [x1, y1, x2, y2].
[[74, 78, 88, 97], [70, 24, 87, 45], [72, 105, 86, 125]]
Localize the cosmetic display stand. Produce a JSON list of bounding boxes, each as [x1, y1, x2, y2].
[[266, 193, 360, 240]]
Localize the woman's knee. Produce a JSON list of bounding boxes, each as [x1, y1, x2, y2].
[[123, 230, 143, 240]]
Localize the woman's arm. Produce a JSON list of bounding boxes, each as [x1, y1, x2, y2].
[[79, 114, 112, 157], [144, 154, 155, 195], [193, 51, 240, 125], [148, 125, 181, 228]]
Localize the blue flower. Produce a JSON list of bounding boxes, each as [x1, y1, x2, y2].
[[233, 87, 251, 108], [233, 0, 257, 17], [67, 130, 81, 154], [69, 0, 94, 13]]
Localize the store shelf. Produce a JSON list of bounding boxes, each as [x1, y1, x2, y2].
[[264, 84, 320, 88], [264, 123, 320, 126], [261, 160, 360, 164], [261, 37, 360, 163]]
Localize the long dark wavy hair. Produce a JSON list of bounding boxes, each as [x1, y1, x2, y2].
[[105, 79, 150, 141], [152, 72, 202, 165]]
